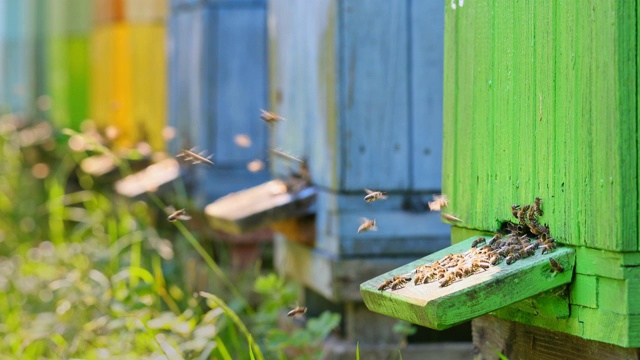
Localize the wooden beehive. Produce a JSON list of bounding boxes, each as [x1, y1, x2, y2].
[[91, 0, 167, 150], [168, 0, 269, 204], [268, 0, 449, 303], [0, 0, 36, 118], [46, 0, 92, 130], [362, 0, 640, 352]]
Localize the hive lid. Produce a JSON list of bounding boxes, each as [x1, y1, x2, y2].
[[204, 180, 316, 235], [360, 236, 575, 330]]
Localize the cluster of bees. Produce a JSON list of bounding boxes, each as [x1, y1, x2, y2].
[[378, 197, 563, 292]]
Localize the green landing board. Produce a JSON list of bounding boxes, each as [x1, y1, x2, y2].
[[361, 236, 575, 330]]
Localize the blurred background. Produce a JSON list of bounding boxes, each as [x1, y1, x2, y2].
[[0, 0, 465, 359]]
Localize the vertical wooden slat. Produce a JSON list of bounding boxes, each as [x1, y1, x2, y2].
[[410, 0, 444, 192], [339, 0, 410, 191]]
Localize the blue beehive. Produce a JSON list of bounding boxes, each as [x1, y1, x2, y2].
[[168, 0, 270, 204]]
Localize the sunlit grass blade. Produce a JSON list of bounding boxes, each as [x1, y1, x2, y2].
[[356, 341, 360, 360], [199, 291, 264, 360], [214, 337, 233, 360]]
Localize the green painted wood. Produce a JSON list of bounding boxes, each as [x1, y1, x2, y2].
[[360, 236, 575, 330], [450, 226, 492, 245], [575, 247, 640, 280], [442, 0, 639, 252], [570, 274, 598, 309], [598, 277, 640, 315], [492, 305, 640, 348]]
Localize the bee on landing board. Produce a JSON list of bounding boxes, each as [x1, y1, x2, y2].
[[549, 258, 564, 273], [166, 207, 192, 222], [428, 194, 449, 211], [287, 306, 307, 318], [364, 189, 388, 203], [357, 217, 377, 233], [176, 148, 214, 166]]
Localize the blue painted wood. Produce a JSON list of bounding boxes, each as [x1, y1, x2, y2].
[[269, 0, 444, 193], [410, 0, 444, 191], [169, 1, 269, 205], [0, 0, 35, 116]]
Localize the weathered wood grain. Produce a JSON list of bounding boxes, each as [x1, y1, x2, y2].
[[442, 0, 639, 252], [275, 235, 420, 302], [472, 315, 640, 360], [575, 246, 640, 280], [268, 0, 443, 192], [361, 236, 575, 330], [204, 180, 315, 235]]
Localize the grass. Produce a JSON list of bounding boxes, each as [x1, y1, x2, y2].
[[0, 119, 341, 359]]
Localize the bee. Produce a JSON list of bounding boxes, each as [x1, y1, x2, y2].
[[260, 109, 286, 124], [378, 278, 394, 291], [357, 217, 377, 233], [525, 242, 540, 253], [517, 205, 531, 225], [527, 205, 539, 224], [166, 207, 191, 222], [441, 213, 462, 223], [489, 255, 500, 265], [488, 234, 501, 247], [428, 194, 449, 211], [287, 306, 307, 318], [390, 276, 412, 290], [533, 197, 543, 216], [439, 273, 456, 287], [364, 189, 388, 203], [414, 272, 426, 285], [511, 204, 521, 219], [540, 242, 556, 254], [471, 237, 486, 248], [549, 258, 564, 273], [473, 260, 491, 270], [177, 148, 214, 166], [505, 255, 517, 265], [530, 223, 549, 236]]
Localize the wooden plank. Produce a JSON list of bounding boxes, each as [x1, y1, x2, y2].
[[338, 0, 410, 191], [569, 274, 598, 309], [213, 6, 268, 166], [451, 226, 492, 245], [575, 246, 640, 280], [114, 158, 181, 198], [204, 181, 315, 235], [472, 315, 640, 360], [409, 0, 444, 191], [361, 236, 575, 330], [274, 235, 420, 302], [598, 277, 640, 315]]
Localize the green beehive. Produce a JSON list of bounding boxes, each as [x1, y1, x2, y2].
[[361, 0, 640, 352], [46, 0, 92, 130]]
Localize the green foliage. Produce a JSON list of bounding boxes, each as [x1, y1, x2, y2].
[[0, 122, 341, 359]]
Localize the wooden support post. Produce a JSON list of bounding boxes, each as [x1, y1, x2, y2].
[[472, 315, 640, 360]]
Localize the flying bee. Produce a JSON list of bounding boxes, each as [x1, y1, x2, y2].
[[357, 217, 377, 233], [549, 258, 564, 273], [364, 189, 388, 203], [287, 306, 307, 318], [471, 237, 486, 248], [166, 207, 191, 222], [176, 148, 214, 166], [533, 197, 543, 216], [378, 278, 394, 291], [428, 194, 449, 211], [517, 205, 531, 224], [260, 109, 286, 124], [441, 213, 462, 223], [511, 204, 521, 219]]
